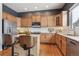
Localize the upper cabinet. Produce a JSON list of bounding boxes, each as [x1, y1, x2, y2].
[[55, 13, 62, 26], [32, 15, 36, 22], [21, 16, 32, 27], [41, 15, 48, 27], [47, 15, 56, 27], [20, 11, 66, 27], [3, 12, 16, 22], [32, 15, 41, 22], [3, 12, 7, 19]]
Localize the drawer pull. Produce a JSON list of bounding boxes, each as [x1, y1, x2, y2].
[[70, 41, 76, 45]]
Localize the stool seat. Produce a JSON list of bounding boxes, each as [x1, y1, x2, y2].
[[19, 35, 35, 56]]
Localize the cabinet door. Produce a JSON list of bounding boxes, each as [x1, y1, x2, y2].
[[55, 34, 62, 49], [56, 34, 59, 46], [3, 12, 7, 19], [32, 15, 36, 22], [7, 13, 13, 22], [59, 35, 62, 50], [40, 33, 53, 43], [27, 17, 32, 27], [62, 36, 67, 56], [21, 17, 28, 27], [45, 34, 52, 43], [41, 16, 48, 27], [51, 34, 56, 44], [5, 13, 16, 22], [40, 34, 46, 43], [47, 15, 55, 27], [11, 15, 16, 22], [16, 17, 21, 27], [35, 15, 41, 22], [55, 14, 62, 26]]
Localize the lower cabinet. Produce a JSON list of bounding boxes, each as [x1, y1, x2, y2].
[[2, 47, 12, 56], [61, 36, 67, 56], [40, 33, 46, 43], [55, 33, 67, 56], [55, 34, 62, 49], [55, 33, 79, 56], [40, 33, 55, 44]]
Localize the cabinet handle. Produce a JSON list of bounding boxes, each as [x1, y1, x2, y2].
[[70, 41, 76, 45], [60, 40, 62, 43]]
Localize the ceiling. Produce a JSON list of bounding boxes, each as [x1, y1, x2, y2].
[[4, 3, 65, 12]]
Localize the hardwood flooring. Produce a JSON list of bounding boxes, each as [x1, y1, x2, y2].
[[40, 44, 62, 56]]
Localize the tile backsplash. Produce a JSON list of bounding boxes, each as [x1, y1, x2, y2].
[[75, 27, 79, 35], [17, 26, 79, 35]]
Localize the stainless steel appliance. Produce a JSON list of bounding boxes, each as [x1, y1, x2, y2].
[[2, 19, 17, 49], [31, 22, 41, 34], [32, 22, 41, 28], [67, 38, 79, 56], [31, 22, 41, 55]]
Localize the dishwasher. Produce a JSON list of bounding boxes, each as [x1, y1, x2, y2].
[[67, 38, 79, 56]]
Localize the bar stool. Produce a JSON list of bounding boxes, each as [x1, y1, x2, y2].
[[19, 35, 35, 56]]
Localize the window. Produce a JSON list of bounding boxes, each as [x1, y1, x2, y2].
[[69, 3, 79, 28]]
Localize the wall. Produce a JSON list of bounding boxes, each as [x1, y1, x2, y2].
[[3, 4, 18, 17], [62, 3, 75, 26], [0, 3, 2, 51], [19, 9, 62, 17]]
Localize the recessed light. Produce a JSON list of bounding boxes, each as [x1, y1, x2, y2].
[[24, 8, 28, 10], [46, 5, 48, 8], [35, 6, 38, 9]]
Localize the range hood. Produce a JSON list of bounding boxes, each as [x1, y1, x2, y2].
[[32, 22, 41, 28]]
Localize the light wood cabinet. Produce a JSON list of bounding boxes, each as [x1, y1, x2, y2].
[[55, 13, 62, 26], [2, 47, 12, 56], [35, 15, 41, 22], [55, 34, 59, 46], [6, 13, 16, 22], [21, 16, 32, 27], [55, 33, 67, 56], [3, 12, 7, 19], [32, 15, 41, 22], [3, 12, 16, 22], [40, 33, 54, 43], [41, 15, 48, 27], [16, 17, 21, 27], [32, 15, 36, 22], [47, 15, 55, 27], [46, 34, 53, 43], [61, 36, 67, 56], [40, 33, 46, 43], [21, 17, 28, 27], [28, 17, 32, 27]]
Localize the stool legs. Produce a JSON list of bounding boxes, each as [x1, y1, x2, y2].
[[28, 49, 30, 56]]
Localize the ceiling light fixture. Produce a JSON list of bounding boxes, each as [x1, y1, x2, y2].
[[35, 6, 38, 9], [24, 8, 28, 10], [46, 5, 48, 8]]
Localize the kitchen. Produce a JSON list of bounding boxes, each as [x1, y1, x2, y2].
[[0, 3, 79, 56]]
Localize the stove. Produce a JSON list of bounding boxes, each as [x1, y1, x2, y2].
[[31, 27, 41, 34]]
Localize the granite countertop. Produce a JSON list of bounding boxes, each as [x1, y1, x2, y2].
[[57, 33, 79, 42]]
